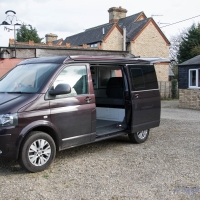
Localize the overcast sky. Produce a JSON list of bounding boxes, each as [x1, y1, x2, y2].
[[0, 0, 200, 47]]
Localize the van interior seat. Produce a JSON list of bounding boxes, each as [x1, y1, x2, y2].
[[96, 77, 124, 106], [106, 77, 123, 98]]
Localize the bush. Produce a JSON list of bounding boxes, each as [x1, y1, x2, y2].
[[171, 79, 178, 99]]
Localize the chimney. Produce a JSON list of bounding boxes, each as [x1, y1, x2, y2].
[[108, 6, 127, 23], [45, 33, 58, 44]]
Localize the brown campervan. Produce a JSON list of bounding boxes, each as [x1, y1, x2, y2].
[[0, 55, 166, 172]]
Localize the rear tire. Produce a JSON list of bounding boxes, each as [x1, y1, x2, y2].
[[128, 129, 149, 144], [18, 131, 56, 173]]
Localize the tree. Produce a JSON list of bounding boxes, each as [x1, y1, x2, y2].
[[177, 23, 200, 63], [169, 29, 188, 79], [170, 28, 188, 62], [16, 25, 43, 43]]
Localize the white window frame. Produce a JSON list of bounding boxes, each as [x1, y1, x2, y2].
[[188, 69, 200, 88]]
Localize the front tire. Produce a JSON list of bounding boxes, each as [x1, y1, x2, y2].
[[18, 131, 56, 173], [128, 129, 149, 144]]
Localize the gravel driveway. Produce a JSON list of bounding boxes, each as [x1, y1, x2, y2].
[[0, 100, 200, 200]]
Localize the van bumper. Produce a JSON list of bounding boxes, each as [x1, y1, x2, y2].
[[0, 128, 18, 160]]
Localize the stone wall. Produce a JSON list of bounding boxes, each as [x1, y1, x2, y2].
[[154, 63, 169, 82], [102, 27, 123, 51], [130, 21, 169, 58], [179, 89, 200, 109]]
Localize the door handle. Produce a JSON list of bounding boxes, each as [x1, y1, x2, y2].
[[135, 94, 139, 99], [85, 97, 92, 103]]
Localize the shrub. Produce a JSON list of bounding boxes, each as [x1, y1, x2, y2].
[[171, 79, 178, 99]]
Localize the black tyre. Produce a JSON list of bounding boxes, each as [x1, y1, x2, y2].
[[128, 129, 149, 144], [18, 131, 56, 173]]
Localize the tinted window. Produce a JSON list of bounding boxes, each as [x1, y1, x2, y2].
[[128, 65, 158, 91], [52, 65, 88, 98], [130, 68, 145, 89]]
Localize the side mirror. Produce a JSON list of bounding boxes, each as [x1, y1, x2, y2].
[[49, 83, 71, 96]]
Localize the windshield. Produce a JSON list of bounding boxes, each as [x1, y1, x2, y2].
[[0, 63, 59, 93]]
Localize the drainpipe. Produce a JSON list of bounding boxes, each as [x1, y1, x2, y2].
[[14, 24, 16, 58], [123, 27, 126, 51]]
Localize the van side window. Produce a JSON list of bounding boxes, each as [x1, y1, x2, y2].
[[128, 65, 158, 91], [52, 65, 88, 98], [130, 68, 145, 89]]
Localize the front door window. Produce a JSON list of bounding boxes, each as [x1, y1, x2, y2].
[[52, 65, 88, 98]]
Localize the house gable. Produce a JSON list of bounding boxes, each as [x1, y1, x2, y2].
[[135, 12, 147, 21], [102, 24, 123, 51], [129, 18, 170, 58], [130, 18, 170, 46], [103, 24, 123, 42]]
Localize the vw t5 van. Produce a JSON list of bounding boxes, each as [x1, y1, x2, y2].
[[0, 55, 165, 172]]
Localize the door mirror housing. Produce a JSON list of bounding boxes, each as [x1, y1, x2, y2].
[[49, 83, 71, 96]]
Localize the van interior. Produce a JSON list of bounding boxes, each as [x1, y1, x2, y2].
[[90, 64, 127, 137]]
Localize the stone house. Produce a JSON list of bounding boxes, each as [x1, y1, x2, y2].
[[62, 6, 170, 82], [178, 55, 200, 109]]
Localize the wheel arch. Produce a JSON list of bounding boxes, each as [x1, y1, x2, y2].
[[29, 126, 59, 150], [16, 121, 61, 159]]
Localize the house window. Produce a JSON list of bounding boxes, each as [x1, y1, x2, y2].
[[90, 43, 98, 48], [189, 69, 200, 88]]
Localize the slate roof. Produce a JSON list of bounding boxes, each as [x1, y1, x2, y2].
[[117, 12, 143, 28], [62, 12, 143, 46], [62, 11, 169, 46], [126, 18, 150, 42], [62, 23, 114, 46], [179, 55, 200, 65]]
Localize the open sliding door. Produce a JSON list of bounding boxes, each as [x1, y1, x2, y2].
[[124, 64, 161, 133]]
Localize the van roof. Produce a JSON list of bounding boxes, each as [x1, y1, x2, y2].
[[18, 55, 170, 65]]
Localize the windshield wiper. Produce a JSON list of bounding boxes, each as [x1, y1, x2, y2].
[[6, 91, 33, 94]]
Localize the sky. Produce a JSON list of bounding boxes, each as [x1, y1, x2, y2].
[[0, 0, 200, 47]]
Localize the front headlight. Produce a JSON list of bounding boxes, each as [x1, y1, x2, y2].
[[0, 113, 18, 127]]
